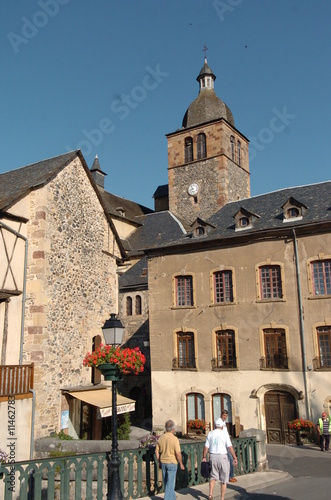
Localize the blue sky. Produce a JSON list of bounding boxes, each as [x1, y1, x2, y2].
[[1, 0, 330, 209]]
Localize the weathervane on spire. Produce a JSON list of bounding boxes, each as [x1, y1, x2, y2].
[[202, 44, 208, 60]]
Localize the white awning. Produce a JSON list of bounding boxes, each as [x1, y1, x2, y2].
[[68, 388, 135, 418]]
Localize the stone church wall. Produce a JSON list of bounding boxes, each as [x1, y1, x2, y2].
[[22, 157, 119, 438]]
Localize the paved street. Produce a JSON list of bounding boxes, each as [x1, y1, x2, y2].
[[142, 442, 331, 500], [233, 443, 331, 499]]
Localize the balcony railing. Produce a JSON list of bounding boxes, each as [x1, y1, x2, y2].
[[259, 355, 288, 370], [313, 357, 331, 370], [172, 358, 196, 369], [211, 357, 237, 370], [0, 364, 34, 396]]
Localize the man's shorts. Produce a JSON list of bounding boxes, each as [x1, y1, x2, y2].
[[209, 453, 230, 483]]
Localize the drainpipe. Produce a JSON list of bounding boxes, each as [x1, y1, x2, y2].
[[29, 389, 36, 459], [0, 221, 28, 365], [292, 229, 310, 418]]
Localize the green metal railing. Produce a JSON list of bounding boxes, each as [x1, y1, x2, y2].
[[0, 437, 257, 499]]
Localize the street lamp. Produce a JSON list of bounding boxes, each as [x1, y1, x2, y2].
[[102, 313, 124, 500]]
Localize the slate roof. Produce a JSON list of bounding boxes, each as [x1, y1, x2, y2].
[[182, 89, 235, 129], [207, 181, 331, 238], [119, 255, 148, 290], [123, 211, 187, 256], [0, 151, 79, 211], [0, 150, 127, 258], [153, 184, 168, 199], [99, 189, 153, 223], [143, 181, 331, 251]]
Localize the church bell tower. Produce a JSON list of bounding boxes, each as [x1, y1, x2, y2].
[[166, 57, 250, 224]]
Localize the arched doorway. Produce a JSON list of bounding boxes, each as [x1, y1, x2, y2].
[[265, 390, 297, 444]]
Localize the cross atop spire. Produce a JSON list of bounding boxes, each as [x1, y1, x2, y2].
[[202, 44, 208, 59]]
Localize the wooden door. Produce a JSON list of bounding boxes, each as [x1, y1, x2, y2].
[[265, 391, 297, 444]]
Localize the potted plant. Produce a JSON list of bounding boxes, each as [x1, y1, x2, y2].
[[83, 345, 146, 380], [288, 418, 316, 445], [139, 431, 162, 449]]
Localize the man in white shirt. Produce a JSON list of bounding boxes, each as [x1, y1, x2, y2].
[[220, 409, 237, 482], [202, 418, 238, 500]]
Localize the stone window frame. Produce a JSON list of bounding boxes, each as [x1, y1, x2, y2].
[[196, 133, 207, 160], [237, 140, 241, 166], [210, 266, 236, 306], [173, 327, 197, 370], [259, 323, 291, 370], [126, 296, 133, 316], [135, 295, 142, 315], [312, 320, 331, 370], [212, 325, 239, 370], [230, 135, 235, 161], [172, 272, 196, 309], [255, 260, 286, 302], [307, 254, 331, 298], [184, 136, 193, 163], [186, 392, 205, 423]]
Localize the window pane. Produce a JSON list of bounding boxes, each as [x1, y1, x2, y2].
[[135, 295, 142, 315], [196, 394, 205, 420], [177, 332, 195, 367], [187, 394, 196, 420], [126, 296, 132, 315], [176, 276, 193, 306], [237, 141, 241, 166], [214, 271, 233, 303], [230, 136, 235, 161], [187, 393, 205, 420], [197, 133, 206, 160], [264, 329, 287, 368], [185, 137, 193, 162], [260, 265, 282, 299], [216, 330, 236, 368], [317, 326, 331, 367], [312, 260, 331, 296]]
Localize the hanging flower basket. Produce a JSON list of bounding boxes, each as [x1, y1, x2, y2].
[[96, 363, 123, 381], [83, 344, 146, 377]]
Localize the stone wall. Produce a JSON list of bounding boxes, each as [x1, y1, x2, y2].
[[22, 156, 120, 438], [167, 119, 250, 223]]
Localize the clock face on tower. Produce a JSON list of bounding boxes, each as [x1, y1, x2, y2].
[[188, 183, 199, 196]]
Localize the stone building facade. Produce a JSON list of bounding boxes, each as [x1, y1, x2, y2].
[[0, 151, 125, 456], [147, 183, 331, 443]]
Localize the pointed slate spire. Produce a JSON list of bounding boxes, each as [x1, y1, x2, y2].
[[90, 154, 107, 189]]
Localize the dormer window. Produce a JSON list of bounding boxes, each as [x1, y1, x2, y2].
[[234, 208, 260, 231], [116, 207, 125, 217], [282, 197, 306, 222], [190, 217, 215, 238]]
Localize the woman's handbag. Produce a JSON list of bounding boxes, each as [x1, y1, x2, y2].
[[200, 461, 211, 478]]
